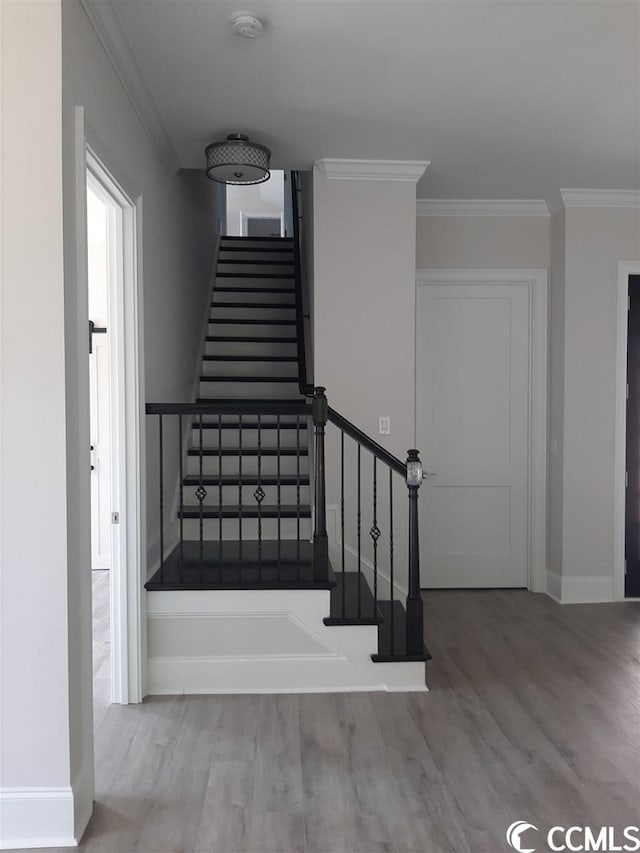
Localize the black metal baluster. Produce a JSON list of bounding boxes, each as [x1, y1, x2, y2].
[[296, 415, 301, 574], [178, 415, 184, 584], [198, 414, 204, 582], [218, 414, 223, 572], [371, 456, 379, 619], [256, 413, 263, 581], [238, 413, 243, 572], [389, 468, 395, 656], [159, 415, 164, 583], [357, 442, 362, 618], [277, 413, 282, 582], [341, 429, 345, 618]]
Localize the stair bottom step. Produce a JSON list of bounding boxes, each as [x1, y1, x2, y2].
[[146, 540, 336, 591], [323, 572, 382, 625]]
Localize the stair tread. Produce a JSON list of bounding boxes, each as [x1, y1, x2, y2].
[[324, 572, 382, 625], [200, 375, 298, 383], [215, 287, 295, 294], [194, 419, 307, 429], [219, 247, 294, 254], [196, 398, 306, 405], [187, 446, 308, 456], [183, 475, 309, 486], [202, 355, 298, 362], [218, 259, 294, 266], [221, 236, 293, 243], [145, 541, 335, 591], [209, 318, 297, 325], [372, 600, 431, 662], [211, 302, 295, 310], [206, 336, 297, 343], [217, 272, 295, 279], [178, 504, 311, 518]]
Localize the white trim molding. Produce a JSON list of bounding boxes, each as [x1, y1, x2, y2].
[[547, 572, 615, 605], [0, 788, 76, 849], [614, 261, 640, 601], [79, 0, 180, 175], [416, 199, 549, 217], [547, 189, 640, 214], [315, 159, 429, 182], [414, 269, 548, 595]]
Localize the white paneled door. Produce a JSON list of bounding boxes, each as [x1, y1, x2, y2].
[[416, 281, 530, 588]]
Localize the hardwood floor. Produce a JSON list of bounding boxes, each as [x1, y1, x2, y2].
[[33, 584, 640, 853]]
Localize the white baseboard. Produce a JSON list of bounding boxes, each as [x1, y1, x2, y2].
[[0, 788, 76, 849], [547, 570, 614, 603]]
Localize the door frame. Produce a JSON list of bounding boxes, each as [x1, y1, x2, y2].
[[614, 261, 640, 601], [77, 109, 146, 703], [415, 269, 548, 593]]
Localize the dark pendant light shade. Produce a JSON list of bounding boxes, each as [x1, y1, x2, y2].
[[204, 133, 271, 185]]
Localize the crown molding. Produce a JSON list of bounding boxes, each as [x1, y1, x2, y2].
[[79, 0, 181, 175], [547, 189, 640, 214], [315, 159, 429, 182], [416, 198, 549, 217]]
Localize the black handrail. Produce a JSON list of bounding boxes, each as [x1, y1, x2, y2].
[[327, 406, 407, 477], [147, 401, 311, 416], [290, 171, 313, 396]]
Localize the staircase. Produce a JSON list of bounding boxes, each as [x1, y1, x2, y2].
[[144, 175, 429, 694]]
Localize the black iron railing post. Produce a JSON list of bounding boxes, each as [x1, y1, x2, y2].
[[406, 449, 424, 656], [312, 386, 329, 582]]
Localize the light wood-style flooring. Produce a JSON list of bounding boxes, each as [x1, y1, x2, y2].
[[35, 576, 640, 852]]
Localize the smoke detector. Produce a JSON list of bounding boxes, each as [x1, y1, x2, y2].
[[231, 13, 264, 38]]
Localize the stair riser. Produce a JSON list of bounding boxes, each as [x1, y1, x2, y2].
[[205, 340, 298, 357], [218, 251, 293, 263], [220, 238, 292, 250], [208, 322, 296, 337], [187, 456, 309, 477], [213, 291, 295, 305], [199, 380, 301, 399], [217, 263, 294, 276], [201, 361, 297, 379], [191, 427, 308, 448], [211, 306, 296, 322], [181, 517, 311, 541], [183, 484, 310, 504], [216, 276, 293, 288]]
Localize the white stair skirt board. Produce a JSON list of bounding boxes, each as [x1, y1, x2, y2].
[[147, 589, 427, 694]]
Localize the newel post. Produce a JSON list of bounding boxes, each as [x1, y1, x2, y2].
[[406, 449, 424, 656], [312, 386, 329, 582]]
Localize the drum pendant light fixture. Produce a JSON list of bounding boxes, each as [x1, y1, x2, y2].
[[204, 133, 271, 185]]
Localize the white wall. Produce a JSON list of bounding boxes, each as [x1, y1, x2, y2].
[[416, 213, 550, 270], [559, 205, 640, 595], [0, 1, 83, 845], [226, 171, 284, 236]]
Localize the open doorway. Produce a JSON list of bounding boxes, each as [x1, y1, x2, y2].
[[85, 144, 144, 704], [225, 169, 285, 236]]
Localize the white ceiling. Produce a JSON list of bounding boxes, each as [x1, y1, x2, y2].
[[110, 0, 639, 198]]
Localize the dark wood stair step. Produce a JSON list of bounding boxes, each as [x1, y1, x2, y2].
[[371, 600, 431, 663], [199, 375, 298, 383], [206, 335, 297, 343], [218, 259, 294, 266], [221, 236, 293, 243], [178, 504, 311, 519], [187, 446, 308, 456], [202, 355, 298, 362], [323, 572, 382, 625], [145, 540, 335, 592], [215, 286, 295, 294], [195, 419, 308, 430], [217, 272, 295, 279], [209, 318, 297, 325], [183, 474, 309, 486], [211, 302, 296, 310]]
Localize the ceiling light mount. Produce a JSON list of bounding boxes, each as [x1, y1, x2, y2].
[[231, 13, 264, 38], [204, 133, 271, 185]]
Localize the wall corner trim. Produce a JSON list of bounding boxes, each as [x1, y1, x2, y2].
[[0, 787, 77, 849], [315, 159, 429, 182], [416, 199, 549, 217], [79, 0, 181, 175], [548, 189, 640, 213]]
